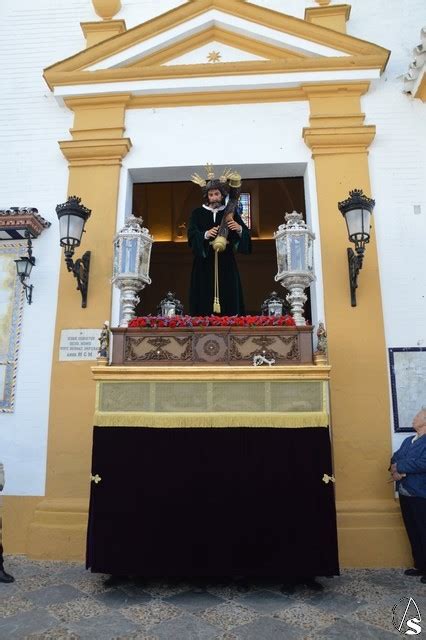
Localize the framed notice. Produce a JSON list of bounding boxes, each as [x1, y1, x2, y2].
[[389, 347, 426, 432]]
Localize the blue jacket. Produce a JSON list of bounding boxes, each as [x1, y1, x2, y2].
[[391, 434, 426, 498]]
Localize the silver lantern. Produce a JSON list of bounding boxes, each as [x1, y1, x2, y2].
[[112, 215, 153, 326], [274, 211, 315, 326]]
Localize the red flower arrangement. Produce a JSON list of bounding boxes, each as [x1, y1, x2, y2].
[[128, 314, 296, 328]]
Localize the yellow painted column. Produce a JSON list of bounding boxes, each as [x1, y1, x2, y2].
[[303, 83, 411, 567], [4, 95, 131, 560]]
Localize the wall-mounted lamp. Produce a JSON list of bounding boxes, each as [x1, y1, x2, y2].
[[55, 196, 91, 308], [0, 207, 51, 307], [338, 189, 375, 307], [14, 231, 36, 304]]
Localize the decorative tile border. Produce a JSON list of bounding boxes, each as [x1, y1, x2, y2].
[[0, 242, 25, 412]]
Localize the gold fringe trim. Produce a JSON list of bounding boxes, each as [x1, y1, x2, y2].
[[93, 411, 329, 428]]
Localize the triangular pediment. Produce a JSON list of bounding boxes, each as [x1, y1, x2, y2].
[[44, 0, 389, 102], [127, 26, 306, 68]]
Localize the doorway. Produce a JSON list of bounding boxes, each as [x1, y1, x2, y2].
[[132, 177, 309, 318]]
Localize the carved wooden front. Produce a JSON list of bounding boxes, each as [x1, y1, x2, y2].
[[125, 335, 193, 362], [118, 327, 310, 365], [229, 334, 300, 363]]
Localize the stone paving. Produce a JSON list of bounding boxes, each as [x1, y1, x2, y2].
[[0, 557, 425, 639]]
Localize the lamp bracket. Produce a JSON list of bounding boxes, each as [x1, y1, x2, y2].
[[347, 247, 364, 307], [64, 250, 91, 308], [20, 280, 33, 305]]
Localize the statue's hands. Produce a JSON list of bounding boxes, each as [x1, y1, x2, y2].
[[227, 220, 242, 233], [206, 226, 219, 239]]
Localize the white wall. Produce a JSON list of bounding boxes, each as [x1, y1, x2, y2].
[[0, 0, 96, 495], [1, 0, 425, 493], [352, 0, 426, 447]]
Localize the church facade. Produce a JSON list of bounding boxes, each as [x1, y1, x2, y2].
[[1, 0, 426, 568]]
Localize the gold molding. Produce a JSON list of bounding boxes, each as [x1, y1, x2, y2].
[[302, 81, 371, 97], [306, 5, 351, 21], [303, 125, 376, 156], [126, 81, 377, 117], [128, 87, 306, 109], [69, 126, 125, 139], [305, 4, 351, 33], [64, 94, 131, 110], [45, 54, 388, 90], [91, 365, 331, 381], [43, 0, 389, 84], [59, 137, 132, 166], [129, 25, 304, 68], [308, 113, 365, 127], [81, 20, 126, 47]]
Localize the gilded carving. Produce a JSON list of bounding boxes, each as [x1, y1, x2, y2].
[[125, 335, 193, 362], [230, 335, 300, 362]]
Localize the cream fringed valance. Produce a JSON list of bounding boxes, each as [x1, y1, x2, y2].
[[94, 410, 329, 429]]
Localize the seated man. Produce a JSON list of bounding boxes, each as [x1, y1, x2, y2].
[[188, 165, 251, 316], [390, 408, 426, 583]]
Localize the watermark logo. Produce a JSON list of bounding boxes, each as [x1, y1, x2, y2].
[[392, 597, 422, 635]]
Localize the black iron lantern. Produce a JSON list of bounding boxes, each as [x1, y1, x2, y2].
[[56, 196, 91, 308], [15, 255, 34, 279], [14, 252, 35, 304], [338, 189, 375, 307]]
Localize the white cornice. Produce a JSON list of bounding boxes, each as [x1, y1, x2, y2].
[[53, 68, 380, 100]]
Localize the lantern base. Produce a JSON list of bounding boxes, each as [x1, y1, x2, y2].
[[347, 247, 364, 307], [64, 250, 91, 308], [117, 280, 145, 326]]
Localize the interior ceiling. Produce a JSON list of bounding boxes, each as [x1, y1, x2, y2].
[[129, 163, 307, 183]]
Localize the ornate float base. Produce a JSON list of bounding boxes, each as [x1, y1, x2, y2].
[[111, 325, 313, 366]]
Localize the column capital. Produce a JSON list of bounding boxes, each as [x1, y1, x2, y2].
[[59, 137, 132, 166], [303, 125, 376, 156]]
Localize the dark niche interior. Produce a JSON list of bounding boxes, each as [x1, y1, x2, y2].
[[132, 176, 310, 319]]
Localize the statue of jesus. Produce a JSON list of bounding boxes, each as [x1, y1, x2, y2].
[[188, 164, 251, 315]]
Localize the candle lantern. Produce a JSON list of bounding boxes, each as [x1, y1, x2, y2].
[[274, 211, 315, 326], [112, 215, 153, 326]]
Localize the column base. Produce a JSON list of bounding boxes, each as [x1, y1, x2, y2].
[[337, 499, 412, 567], [26, 498, 88, 561]]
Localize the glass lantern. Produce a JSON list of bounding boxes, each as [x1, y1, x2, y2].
[[261, 291, 287, 317], [112, 215, 154, 325], [56, 196, 91, 256], [157, 292, 184, 317], [162, 299, 175, 317], [274, 211, 315, 280], [274, 211, 315, 326], [338, 189, 375, 251], [112, 215, 153, 285]]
